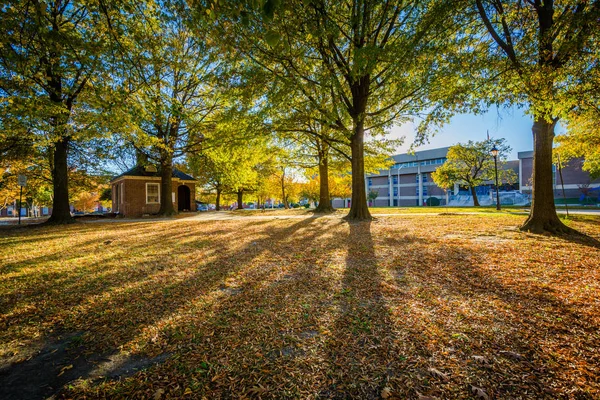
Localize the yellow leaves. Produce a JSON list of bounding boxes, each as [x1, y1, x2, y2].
[[57, 364, 73, 377], [153, 388, 165, 399], [2, 214, 600, 398], [381, 386, 392, 398]]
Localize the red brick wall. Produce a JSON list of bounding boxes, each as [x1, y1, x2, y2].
[[112, 179, 196, 217], [370, 176, 388, 186], [399, 174, 416, 184], [560, 158, 600, 186], [521, 156, 600, 195], [521, 158, 533, 189]]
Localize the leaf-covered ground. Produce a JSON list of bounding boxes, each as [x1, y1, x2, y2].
[[1, 214, 599, 399]]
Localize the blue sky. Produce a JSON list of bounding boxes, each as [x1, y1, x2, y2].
[[388, 105, 540, 160]]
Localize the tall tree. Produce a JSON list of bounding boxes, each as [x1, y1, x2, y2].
[[0, 0, 119, 223], [473, 0, 600, 233], [217, 0, 459, 220], [123, 8, 221, 216]]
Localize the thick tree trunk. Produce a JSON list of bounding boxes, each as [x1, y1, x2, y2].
[[158, 156, 176, 216], [346, 118, 371, 220], [520, 118, 573, 234], [470, 185, 480, 207], [315, 147, 334, 213], [47, 137, 74, 224], [215, 188, 221, 211], [237, 190, 244, 210]]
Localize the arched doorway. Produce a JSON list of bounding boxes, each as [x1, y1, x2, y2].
[[177, 185, 191, 211]]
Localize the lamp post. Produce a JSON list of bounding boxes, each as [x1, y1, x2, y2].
[[490, 145, 501, 210]]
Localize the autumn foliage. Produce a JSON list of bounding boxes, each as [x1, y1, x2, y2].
[[1, 214, 599, 398]]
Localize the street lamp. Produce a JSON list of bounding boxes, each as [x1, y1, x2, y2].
[[490, 145, 501, 210]]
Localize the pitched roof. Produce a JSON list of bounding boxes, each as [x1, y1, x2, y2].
[[111, 165, 196, 182]]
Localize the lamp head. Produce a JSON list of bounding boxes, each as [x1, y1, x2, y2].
[[490, 145, 499, 157]]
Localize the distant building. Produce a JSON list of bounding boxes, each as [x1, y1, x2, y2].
[[332, 146, 600, 208], [333, 147, 451, 208], [110, 165, 196, 217], [518, 152, 600, 203]]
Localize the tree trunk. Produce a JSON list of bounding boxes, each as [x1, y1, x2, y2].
[[47, 137, 74, 224], [215, 187, 221, 211], [158, 155, 176, 216], [520, 118, 573, 234], [315, 146, 334, 213], [281, 172, 289, 209], [346, 118, 371, 220], [470, 185, 480, 207], [237, 190, 244, 210]]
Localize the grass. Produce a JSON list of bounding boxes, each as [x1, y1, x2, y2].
[[233, 206, 525, 216], [1, 214, 600, 399]]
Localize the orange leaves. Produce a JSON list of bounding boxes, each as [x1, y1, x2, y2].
[[1, 214, 599, 398]]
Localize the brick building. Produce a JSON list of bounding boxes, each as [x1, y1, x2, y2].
[[333, 147, 452, 208], [518, 152, 600, 203], [332, 146, 599, 208], [110, 165, 196, 217]]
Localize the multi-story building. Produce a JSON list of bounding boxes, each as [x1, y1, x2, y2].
[[331, 146, 600, 208], [519, 152, 600, 203], [367, 147, 451, 207], [332, 147, 451, 208]]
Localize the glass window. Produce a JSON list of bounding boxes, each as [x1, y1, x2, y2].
[[423, 186, 428, 196], [393, 176, 398, 184], [368, 178, 372, 186], [393, 187, 398, 196], [423, 174, 428, 183], [146, 183, 160, 204]]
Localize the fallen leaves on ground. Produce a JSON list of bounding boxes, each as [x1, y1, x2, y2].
[[1, 214, 599, 399]]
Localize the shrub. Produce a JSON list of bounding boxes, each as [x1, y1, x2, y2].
[[426, 197, 440, 206]]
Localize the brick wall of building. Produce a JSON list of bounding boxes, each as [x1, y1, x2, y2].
[[112, 178, 196, 217], [520, 156, 600, 199]]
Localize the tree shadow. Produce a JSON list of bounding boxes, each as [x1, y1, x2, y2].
[[318, 221, 404, 398], [557, 231, 600, 249], [392, 235, 600, 399], [2, 215, 599, 398], [0, 217, 325, 398]]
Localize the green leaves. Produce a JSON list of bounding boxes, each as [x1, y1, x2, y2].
[[431, 139, 515, 190], [264, 30, 281, 47]]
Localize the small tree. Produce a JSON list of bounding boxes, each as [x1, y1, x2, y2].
[[368, 190, 379, 207], [432, 139, 515, 207]]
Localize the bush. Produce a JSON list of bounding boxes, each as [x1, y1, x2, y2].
[[304, 203, 310, 208], [426, 197, 440, 206]]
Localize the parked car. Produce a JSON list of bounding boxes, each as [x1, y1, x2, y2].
[[198, 204, 208, 212]]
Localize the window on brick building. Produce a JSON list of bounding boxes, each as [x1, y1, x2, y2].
[[146, 183, 160, 204]]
